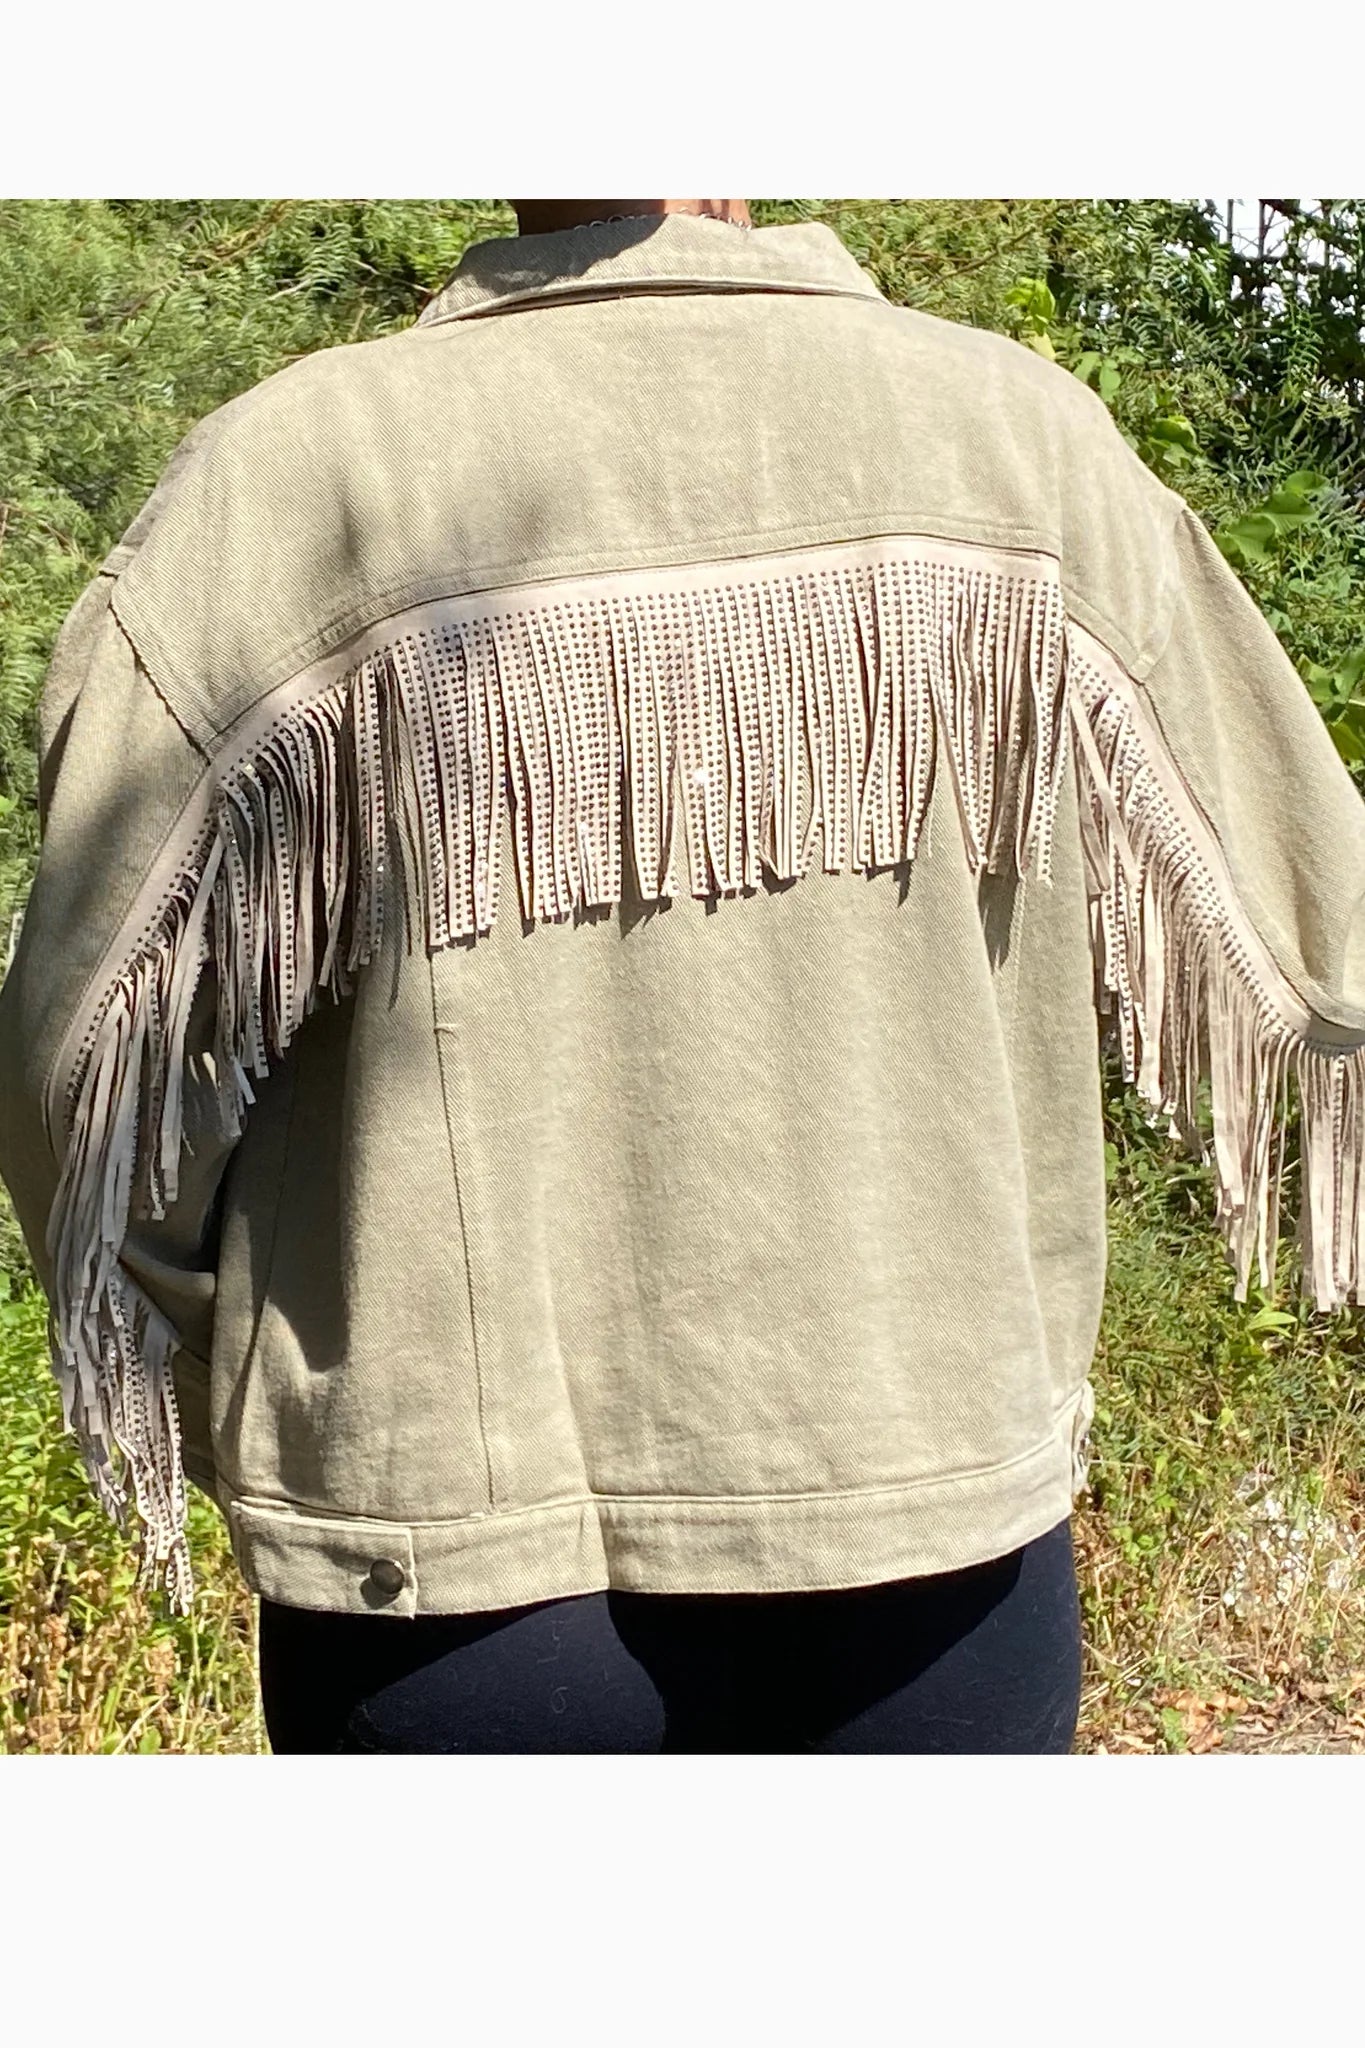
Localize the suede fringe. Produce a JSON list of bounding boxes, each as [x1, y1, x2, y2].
[[43, 544, 1081, 1604], [1066, 623, 1365, 1318]]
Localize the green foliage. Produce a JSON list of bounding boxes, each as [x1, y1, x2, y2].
[[1213, 469, 1330, 567], [0, 198, 517, 947], [1083, 1050, 1365, 1722], [0, 1271, 261, 1751], [991, 201, 1365, 769], [3, 200, 1365, 1748], [1303, 648, 1365, 764]]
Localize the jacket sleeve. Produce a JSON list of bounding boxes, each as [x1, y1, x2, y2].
[[1064, 491, 1365, 1310], [0, 568, 239, 1609]]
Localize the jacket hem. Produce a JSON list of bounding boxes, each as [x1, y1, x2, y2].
[[222, 1383, 1092, 1619]]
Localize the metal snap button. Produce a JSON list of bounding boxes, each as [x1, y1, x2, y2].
[[367, 1557, 406, 1597]]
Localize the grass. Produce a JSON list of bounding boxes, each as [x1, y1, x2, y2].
[[2, 199, 1364, 1752], [3, 1061, 1363, 1753], [0, 1277, 263, 1754], [1075, 1062, 1365, 1752]]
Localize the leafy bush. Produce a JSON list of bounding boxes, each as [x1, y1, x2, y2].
[[3, 199, 1364, 1751]]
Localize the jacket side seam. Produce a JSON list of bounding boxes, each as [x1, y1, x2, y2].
[[429, 968, 497, 1513]]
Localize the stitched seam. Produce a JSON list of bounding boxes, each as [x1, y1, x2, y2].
[[423, 280, 887, 326], [1069, 614, 1365, 1039], [48, 529, 1067, 1138], [37, 653, 212, 1151], [430, 969, 497, 1513], [226, 1406, 1085, 1533], [117, 517, 1068, 733], [1129, 669, 1364, 1033], [211, 1052, 306, 1506], [1129, 492, 1201, 682]]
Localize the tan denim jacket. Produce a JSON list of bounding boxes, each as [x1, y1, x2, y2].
[[2, 211, 1363, 1618]]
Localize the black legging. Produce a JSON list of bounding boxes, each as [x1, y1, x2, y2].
[[257, 1517, 1082, 1754]]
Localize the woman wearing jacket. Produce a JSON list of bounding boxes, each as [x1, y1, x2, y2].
[[2, 197, 1362, 1753]]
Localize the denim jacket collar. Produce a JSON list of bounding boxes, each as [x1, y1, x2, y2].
[[416, 211, 888, 326]]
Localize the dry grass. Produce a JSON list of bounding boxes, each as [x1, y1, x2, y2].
[[4, 1069, 1365, 1754], [1070, 1072, 1365, 1752], [1, 1279, 263, 1754], [1, 1543, 263, 1755], [4, 200, 1364, 1754]]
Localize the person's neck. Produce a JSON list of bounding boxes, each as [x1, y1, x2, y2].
[[512, 199, 752, 238]]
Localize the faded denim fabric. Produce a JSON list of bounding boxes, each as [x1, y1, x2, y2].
[[0, 211, 1362, 1616]]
